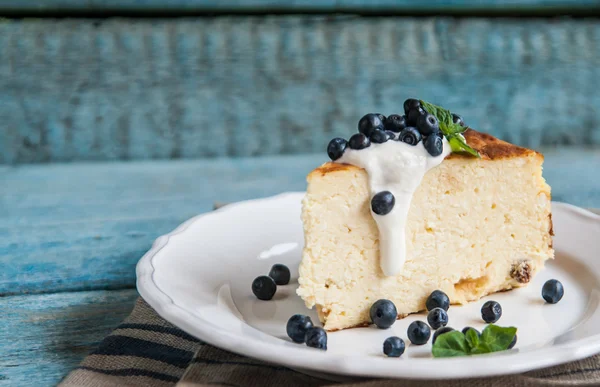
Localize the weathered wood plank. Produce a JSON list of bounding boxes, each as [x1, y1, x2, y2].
[[1, 17, 599, 164], [0, 0, 597, 13], [0, 289, 138, 387], [0, 155, 323, 295], [1, 152, 599, 296]]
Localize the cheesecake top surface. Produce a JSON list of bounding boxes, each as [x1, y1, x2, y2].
[[446, 129, 540, 160], [313, 129, 541, 177]]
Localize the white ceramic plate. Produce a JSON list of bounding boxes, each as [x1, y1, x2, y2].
[[137, 193, 600, 379]]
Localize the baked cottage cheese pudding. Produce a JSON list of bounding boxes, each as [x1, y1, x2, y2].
[[297, 99, 554, 331]]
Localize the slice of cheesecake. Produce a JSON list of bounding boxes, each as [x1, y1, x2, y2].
[[297, 130, 553, 331]]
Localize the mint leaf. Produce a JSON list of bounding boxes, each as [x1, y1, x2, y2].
[[420, 99, 480, 158], [446, 122, 468, 135], [432, 331, 469, 358], [420, 100, 452, 126], [480, 324, 517, 352], [464, 328, 480, 351], [470, 341, 493, 355], [448, 134, 481, 158], [432, 325, 517, 358]]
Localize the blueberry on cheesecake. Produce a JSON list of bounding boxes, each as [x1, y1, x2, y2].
[[297, 99, 553, 331]]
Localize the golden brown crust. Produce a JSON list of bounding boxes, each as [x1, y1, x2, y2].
[[311, 162, 357, 177], [446, 129, 541, 161]]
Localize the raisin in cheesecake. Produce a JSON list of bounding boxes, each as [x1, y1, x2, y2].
[[297, 100, 553, 331]]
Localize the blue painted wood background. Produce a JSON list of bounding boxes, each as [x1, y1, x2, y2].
[[0, 1, 599, 13], [1, 16, 600, 164]]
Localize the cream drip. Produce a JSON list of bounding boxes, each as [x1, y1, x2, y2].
[[336, 137, 451, 276]]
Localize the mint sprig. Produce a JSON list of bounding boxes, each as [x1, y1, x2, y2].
[[432, 325, 517, 358], [420, 100, 480, 158]]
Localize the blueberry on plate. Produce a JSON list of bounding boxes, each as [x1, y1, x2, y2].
[[417, 113, 440, 136], [426, 290, 450, 311], [269, 263, 290, 285], [327, 138, 347, 161], [384, 114, 407, 133], [403, 98, 421, 115], [427, 307, 449, 330], [305, 327, 327, 350], [432, 327, 454, 344], [358, 113, 384, 137], [383, 336, 405, 357], [452, 113, 465, 127], [398, 127, 422, 146], [371, 191, 395, 215], [542, 279, 564, 304], [286, 314, 313, 343], [349, 133, 371, 150], [461, 326, 481, 336], [481, 300, 502, 323], [370, 129, 389, 144], [407, 320, 431, 345], [251, 275, 277, 300], [508, 334, 517, 349], [370, 299, 398, 329], [424, 133, 444, 157]]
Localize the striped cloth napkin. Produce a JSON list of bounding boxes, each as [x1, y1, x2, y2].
[[60, 297, 600, 387]]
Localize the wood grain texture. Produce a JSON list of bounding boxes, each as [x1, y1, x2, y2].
[[1, 17, 600, 164], [0, 0, 598, 13], [1, 152, 599, 296], [0, 289, 137, 387]]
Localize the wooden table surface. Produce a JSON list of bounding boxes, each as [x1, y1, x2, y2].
[[2, 150, 599, 386]]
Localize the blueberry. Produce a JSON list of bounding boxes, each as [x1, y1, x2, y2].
[[370, 299, 397, 329], [426, 290, 450, 311], [383, 336, 405, 357], [427, 307, 449, 330], [407, 320, 431, 345], [452, 113, 465, 127], [406, 107, 425, 127], [252, 276, 277, 300], [432, 327, 455, 344], [508, 334, 517, 349], [349, 133, 371, 150], [384, 114, 407, 133], [385, 130, 397, 140], [398, 127, 422, 146], [305, 327, 327, 350], [371, 191, 395, 216], [403, 98, 421, 115], [423, 134, 444, 157], [481, 300, 502, 323], [358, 113, 384, 137], [370, 129, 389, 144], [327, 138, 347, 161], [542, 279, 564, 304], [375, 113, 387, 123], [417, 113, 440, 136], [286, 314, 313, 343], [269, 264, 291, 285], [461, 326, 481, 336]]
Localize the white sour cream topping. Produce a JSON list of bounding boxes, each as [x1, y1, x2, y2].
[[337, 136, 451, 276]]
